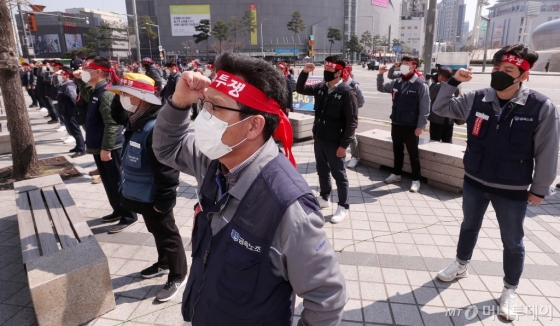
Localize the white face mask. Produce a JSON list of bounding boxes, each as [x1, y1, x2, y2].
[[400, 65, 412, 75], [120, 96, 139, 113], [57, 76, 65, 83], [203, 69, 212, 77], [194, 111, 250, 160], [81, 70, 92, 83], [165, 69, 170, 75], [42, 66, 47, 72]]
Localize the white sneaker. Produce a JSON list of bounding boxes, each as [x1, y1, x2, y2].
[[56, 126, 66, 132], [60, 133, 70, 140], [317, 197, 331, 209], [347, 157, 360, 168], [331, 206, 347, 224], [63, 137, 76, 144], [410, 180, 421, 193], [499, 287, 518, 321], [384, 174, 401, 184], [40, 108, 48, 113], [437, 261, 469, 282]]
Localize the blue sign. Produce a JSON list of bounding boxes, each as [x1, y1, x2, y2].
[[274, 48, 300, 53], [292, 76, 322, 111], [393, 45, 402, 52]]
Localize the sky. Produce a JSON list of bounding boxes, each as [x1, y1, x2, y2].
[[32, 0, 498, 32]]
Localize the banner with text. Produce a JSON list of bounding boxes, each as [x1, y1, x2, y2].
[[170, 5, 211, 36], [372, 0, 389, 8], [293, 76, 323, 111], [250, 4, 257, 45]]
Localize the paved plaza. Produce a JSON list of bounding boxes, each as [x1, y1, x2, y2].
[[1, 97, 560, 326]]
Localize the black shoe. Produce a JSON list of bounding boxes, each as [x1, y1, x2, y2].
[[47, 119, 59, 124], [141, 262, 170, 279], [156, 278, 187, 302], [44, 115, 51, 119], [108, 221, 138, 234], [557, 183, 560, 188], [101, 213, 121, 223], [69, 148, 79, 153], [29, 104, 38, 108], [70, 151, 86, 158]]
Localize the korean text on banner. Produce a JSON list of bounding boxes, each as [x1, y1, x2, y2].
[[250, 4, 258, 45], [170, 5, 211, 36], [293, 76, 323, 111]]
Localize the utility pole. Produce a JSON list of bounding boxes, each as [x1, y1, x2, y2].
[[131, 0, 141, 61], [482, 16, 491, 72], [423, 0, 437, 79], [17, 3, 29, 59]]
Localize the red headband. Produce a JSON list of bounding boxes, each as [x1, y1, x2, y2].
[[277, 63, 288, 77], [325, 61, 344, 70], [61, 70, 73, 78], [83, 62, 121, 85], [501, 54, 531, 71], [210, 71, 296, 167], [206, 64, 214, 70], [343, 65, 353, 81], [120, 78, 156, 93]]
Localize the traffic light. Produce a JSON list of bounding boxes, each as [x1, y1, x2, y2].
[[27, 14, 37, 32]]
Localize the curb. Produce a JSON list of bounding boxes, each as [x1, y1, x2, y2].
[[63, 154, 93, 179]]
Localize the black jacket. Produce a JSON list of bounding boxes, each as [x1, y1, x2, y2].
[[144, 64, 163, 92], [111, 97, 180, 215]]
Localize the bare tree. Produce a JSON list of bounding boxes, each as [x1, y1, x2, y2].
[[0, 0, 40, 178]]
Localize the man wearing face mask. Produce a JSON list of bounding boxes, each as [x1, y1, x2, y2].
[[75, 56, 138, 231], [432, 44, 559, 321], [152, 52, 347, 325], [296, 56, 358, 224], [57, 67, 85, 157], [378, 55, 430, 193], [428, 67, 461, 143], [142, 57, 163, 94], [107, 73, 185, 301], [161, 62, 181, 102]]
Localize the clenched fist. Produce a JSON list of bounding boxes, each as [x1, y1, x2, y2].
[[73, 70, 82, 80], [303, 63, 315, 73], [454, 68, 473, 82], [379, 65, 388, 75], [171, 71, 211, 108]]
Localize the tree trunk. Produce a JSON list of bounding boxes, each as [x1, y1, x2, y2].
[[148, 39, 152, 59], [0, 0, 40, 178], [219, 40, 222, 54], [329, 42, 333, 55]]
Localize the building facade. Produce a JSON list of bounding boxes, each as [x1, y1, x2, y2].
[[488, 0, 560, 48], [399, 17, 425, 55], [436, 0, 466, 44]]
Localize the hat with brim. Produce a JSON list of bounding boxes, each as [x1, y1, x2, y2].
[[107, 73, 161, 105]]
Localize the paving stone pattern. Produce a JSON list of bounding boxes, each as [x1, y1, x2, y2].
[[1, 99, 560, 325]]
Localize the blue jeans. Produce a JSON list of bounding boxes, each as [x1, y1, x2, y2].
[[456, 181, 527, 288]]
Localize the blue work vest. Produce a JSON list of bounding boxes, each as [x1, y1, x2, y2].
[[182, 154, 319, 326], [464, 88, 546, 186], [312, 82, 352, 144], [56, 82, 77, 116], [390, 79, 423, 127], [85, 85, 123, 150], [119, 119, 156, 203]]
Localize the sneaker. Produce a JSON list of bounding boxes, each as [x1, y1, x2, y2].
[[47, 119, 59, 124], [70, 151, 86, 158], [109, 221, 138, 234], [410, 181, 421, 193], [89, 169, 100, 176], [347, 157, 360, 168], [56, 126, 66, 132], [40, 107, 48, 113], [156, 278, 187, 302], [499, 287, 518, 321], [437, 261, 469, 282], [101, 213, 121, 223], [384, 174, 401, 184], [141, 263, 170, 279], [331, 206, 348, 224], [63, 137, 76, 144], [317, 196, 331, 209], [60, 134, 70, 140], [92, 176, 103, 184]]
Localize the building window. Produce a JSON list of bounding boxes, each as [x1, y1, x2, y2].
[[414, 26, 418, 29]]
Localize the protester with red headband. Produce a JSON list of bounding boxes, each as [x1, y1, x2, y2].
[[296, 55, 358, 224], [378, 55, 430, 193], [161, 62, 181, 103], [432, 44, 559, 321], [152, 52, 347, 326], [276, 62, 295, 115], [56, 67, 86, 158], [342, 61, 365, 169]]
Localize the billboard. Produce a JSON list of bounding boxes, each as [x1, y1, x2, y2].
[[372, 0, 389, 8], [64, 34, 83, 51], [292, 76, 322, 111], [30, 34, 62, 54], [170, 5, 211, 36], [250, 4, 257, 45]]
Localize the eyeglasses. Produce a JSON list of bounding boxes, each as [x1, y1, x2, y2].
[[198, 98, 245, 119]]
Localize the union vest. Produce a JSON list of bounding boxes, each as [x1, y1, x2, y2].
[[119, 119, 156, 203], [464, 88, 546, 186], [56, 82, 77, 116], [85, 86, 123, 150], [390, 79, 423, 127], [312, 82, 353, 144], [182, 154, 319, 326]]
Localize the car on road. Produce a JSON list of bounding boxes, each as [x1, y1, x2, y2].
[[367, 60, 379, 71]]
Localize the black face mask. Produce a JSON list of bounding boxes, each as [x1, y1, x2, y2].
[[490, 71, 521, 91], [324, 70, 337, 82]]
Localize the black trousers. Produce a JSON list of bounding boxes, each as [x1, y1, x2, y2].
[[39, 97, 58, 121], [314, 142, 349, 208], [429, 122, 453, 143], [64, 113, 85, 151], [93, 149, 137, 224], [391, 124, 421, 181], [143, 209, 188, 283], [27, 88, 37, 105]]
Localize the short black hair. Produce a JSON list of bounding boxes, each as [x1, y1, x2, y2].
[[214, 52, 287, 141], [85, 55, 97, 61], [438, 67, 453, 80], [61, 67, 74, 78], [164, 61, 177, 68], [325, 55, 346, 70], [92, 56, 111, 77], [492, 44, 538, 73], [401, 55, 419, 66]]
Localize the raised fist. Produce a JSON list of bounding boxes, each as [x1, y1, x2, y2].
[[303, 63, 315, 73], [454, 68, 473, 82], [170, 71, 211, 108], [379, 65, 388, 74]]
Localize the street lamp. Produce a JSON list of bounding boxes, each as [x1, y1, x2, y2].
[[260, 18, 267, 58]]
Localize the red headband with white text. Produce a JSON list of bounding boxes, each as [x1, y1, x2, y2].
[[83, 61, 120, 85], [325, 61, 344, 70], [501, 54, 532, 71], [209, 71, 296, 167]]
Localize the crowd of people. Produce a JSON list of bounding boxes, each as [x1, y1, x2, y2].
[[17, 43, 559, 324]]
